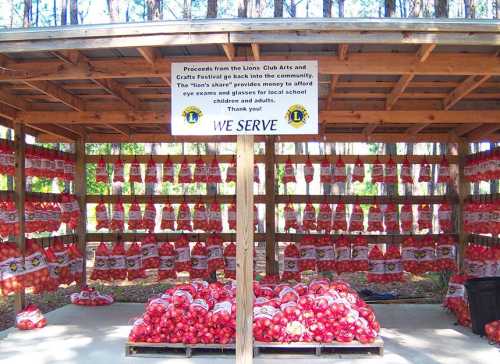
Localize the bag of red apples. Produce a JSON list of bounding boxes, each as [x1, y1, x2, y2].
[[485, 320, 500, 344], [443, 274, 470, 327], [129, 279, 380, 345], [16, 304, 47, 330], [70, 286, 114, 306]]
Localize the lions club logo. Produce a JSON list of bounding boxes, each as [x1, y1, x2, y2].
[[285, 104, 308, 128], [182, 106, 203, 125]]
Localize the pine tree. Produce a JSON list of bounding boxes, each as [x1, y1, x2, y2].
[[207, 0, 217, 17]]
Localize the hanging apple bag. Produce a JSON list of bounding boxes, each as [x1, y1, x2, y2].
[[284, 202, 299, 231], [320, 156, 332, 184], [127, 242, 146, 281], [127, 199, 142, 230], [383, 203, 399, 233], [90, 242, 111, 281], [417, 203, 433, 231], [142, 201, 156, 231], [298, 236, 316, 272], [177, 201, 193, 231], [282, 243, 301, 281], [160, 203, 175, 230], [193, 156, 208, 183], [335, 235, 352, 274], [400, 203, 414, 232], [208, 201, 223, 232], [109, 242, 127, 280], [190, 242, 209, 279], [110, 199, 125, 232], [158, 242, 177, 280], [418, 158, 431, 182], [304, 156, 314, 183], [352, 156, 365, 183], [226, 156, 237, 183], [333, 203, 347, 231], [282, 156, 296, 184], [316, 202, 332, 232], [95, 200, 109, 230], [302, 202, 317, 231], [162, 156, 175, 183], [349, 203, 364, 232], [437, 155, 450, 183], [224, 242, 236, 279], [371, 157, 384, 183], [351, 235, 369, 272], [367, 204, 384, 232], [384, 156, 397, 184], [227, 202, 237, 230], [95, 156, 108, 183], [208, 156, 222, 183], [145, 156, 158, 184], [113, 156, 124, 183], [333, 156, 347, 183], [400, 156, 413, 184], [175, 235, 191, 273], [384, 245, 404, 282], [436, 235, 457, 272], [141, 233, 159, 269], [316, 236, 335, 273], [129, 156, 142, 183], [367, 246, 385, 283], [207, 234, 224, 273], [178, 157, 193, 183], [438, 202, 452, 232]]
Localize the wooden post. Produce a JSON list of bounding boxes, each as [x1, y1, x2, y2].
[[14, 122, 26, 313], [74, 138, 87, 286], [265, 136, 277, 275], [236, 135, 254, 364], [457, 141, 470, 271]]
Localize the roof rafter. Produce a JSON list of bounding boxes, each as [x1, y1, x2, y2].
[[0, 87, 29, 111], [468, 124, 500, 141], [251, 43, 260, 60], [338, 44, 349, 61], [326, 75, 339, 110], [222, 43, 235, 61], [24, 80, 86, 111], [452, 123, 483, 137], [136, 47, 171, 85], [443, 74, 491, 110]]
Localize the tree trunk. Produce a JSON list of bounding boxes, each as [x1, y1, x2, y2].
[[183, 0, 192, 19], [207, 0, 217, 17], [61, 0, 67, 25], [35, 0, 39, 26], [274, 0, 283, 17], [384, 0, 396, 16], [53, 0, 57, 25], [289, 0, 296, 16], [338, 0, 345, 17], [238, 0, 248, 17], [146, 0, 162, 20], [107, 0, 120, 22], [70, 0, 78, 24], [496, 0, 500, 18], [23, 0, 32, 27], [323, 0, 332, 17], [464, 0, 475, 18], [434, 0, 448, 17], [409, 0, 422, 16]]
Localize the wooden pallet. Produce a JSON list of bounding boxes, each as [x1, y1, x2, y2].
[[126, 338, 383, 358], [125, 342, 235, 358]]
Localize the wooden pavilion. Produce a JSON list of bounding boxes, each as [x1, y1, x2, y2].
[[0, 17, 499, 362]]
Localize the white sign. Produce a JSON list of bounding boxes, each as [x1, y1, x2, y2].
[[171, 61, 318, 135]]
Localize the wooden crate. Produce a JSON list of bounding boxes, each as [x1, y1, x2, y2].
[[125, 342, 235, 358]]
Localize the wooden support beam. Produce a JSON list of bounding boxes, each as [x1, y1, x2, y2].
[[222, 44, 236, 61], [467, 124, 500, 141], [415, 43, 436, 63], [92, 79, 140, 110], [0, 87, 29, 111], [236, 135, 253, 364], [457, 142, 470, 271], [443, 75, 491, 110], [326, 75, 339, 110], [27, 123, 79, 141], [406, 123, 430, 135], [386, 74, 414, 110], [57, 124, 87, 137], [0, 103, 17, 120], [338, 44, 349, 60], [106, 124, 131, 137], [75, 139, 87, 286], [265, 136, 277, 275], [137, 47, 160, 65], [362, 123, 378, 135], [452, 123, 483, 137], [251, 43, 261, 60], [14, 122, 26, 314], [24, 80, 85, 111]]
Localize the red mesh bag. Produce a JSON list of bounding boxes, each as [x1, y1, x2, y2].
[[320, 156, 332, 184], [129, 156, 142, 183], [113, 156, 124, 183], [352, 156, 365, 183], [145, 156, 158, 184], [463, 244, 485, 278], [174, 235, 191, 273], [304, 156, 314, 183], [282, 243, 301, 281], [109, 242, 127, 280], [254, 164, 260, 183], [193, 201, 208, 231], [110, 200, 125, 232], [367, 204, 384, 232], [351, 235, 369, 272], [384, 245, 404, 282], [436, 235, 457, 272], [43, 247, 60, 292], [208, 201, 223, 232], [177, 202, 192, 231], [158, 242, 177, 280], [349, 203, 364, 232], [301, 202, 316, 231], [316, 202, 332, 232], [384, 156, 397, 184], [68, 243, 84, 284], [0, 140, 15, 176], [417, 203, 433, 231], [178, 157, 193, 183], [418, 235, 437, 274], [190, 242, 209, 279], [160, 203, 175, 230], [208, 156, 222, 183], [284, 202, 299, 231], [315, 236, 335, 273], [207, 234, 224, 273], [367, 246, 385, 283], [127, 199, 142, 230], [52, 238, 71, 285], [63, 154, 75, 181], [438, 202, 452, 232], [383, 203, 399, 233], [0, 197, 18, 237], [400, 156, 413, 184], [298, 236, 316, 272], [95, 156, 108, 183], [371, 157, 384, 183], [335, 235, 352, 274], [333, 203, 347, 231], [95, 200, 109, 230], [0, 243, 25, 295], [227, 202, 236, 230], [67, 194, 80, 230], [90, 242, 111, 281], [141, 233, 159, 269], [418, 158, 431, 182], [402, 236, 419, 274], [162, 156, 175, 183], [142, 201, 156, 231], [333, 156, 347, 183], [437, 156, 450, 183], [193, 156, 208, 183], [23, 240, 49, 292], [223, 242, 236, 279], [127, 242, 146, 281], [283, 156, 296, 184], [226, 155, 237, 183], [400, 203, 414, 232]]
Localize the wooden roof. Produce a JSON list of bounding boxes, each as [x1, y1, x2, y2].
[[0, 18, 499, 143]]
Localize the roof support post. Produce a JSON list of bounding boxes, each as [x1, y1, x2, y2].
[[265, 136, 277, 275], [74, 138, 87, 287]]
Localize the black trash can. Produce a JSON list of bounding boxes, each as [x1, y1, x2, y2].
[[465, 277, 500, 336]]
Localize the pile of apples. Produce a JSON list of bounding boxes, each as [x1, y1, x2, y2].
[[129, 279, 380, 345], [485, 320, 500, 344]]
